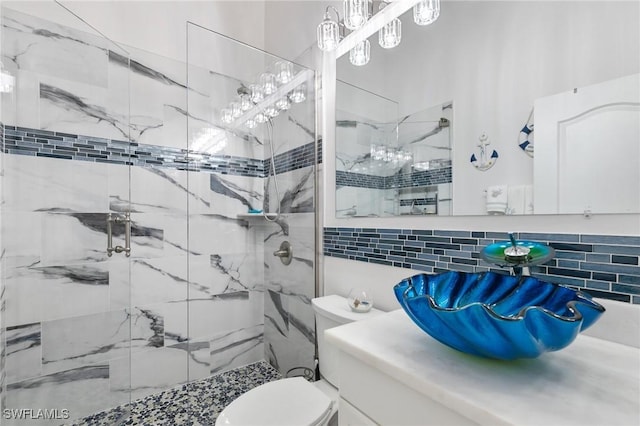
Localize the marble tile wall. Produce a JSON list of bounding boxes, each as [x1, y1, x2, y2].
[[1, 7, 316, 424]]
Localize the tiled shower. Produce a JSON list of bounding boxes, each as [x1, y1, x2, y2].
[[0, 7, 316, 424]]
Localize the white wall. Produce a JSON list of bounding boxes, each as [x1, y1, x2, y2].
[[4, 0, 267, 63], [264, 0, 336, 64]]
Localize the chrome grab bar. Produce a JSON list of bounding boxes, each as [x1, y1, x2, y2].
[[107, 213, 114, 256], [107, 212, 131, 257]]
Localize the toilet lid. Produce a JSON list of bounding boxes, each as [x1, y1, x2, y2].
[[215, 377, 333, 426]]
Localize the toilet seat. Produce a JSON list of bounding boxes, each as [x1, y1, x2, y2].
[[215, 377, 333, 426]]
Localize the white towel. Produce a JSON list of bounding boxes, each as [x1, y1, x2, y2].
[[486, 185, 508, 214], [524, 185, 534, 214], [507, 185, 526, 215]]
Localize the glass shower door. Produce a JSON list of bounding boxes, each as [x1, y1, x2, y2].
[[186, 22, 317, 384], [1, 4, 135, 423]]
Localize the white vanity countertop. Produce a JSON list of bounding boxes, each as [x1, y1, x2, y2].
[[325, 309, 640, 426]]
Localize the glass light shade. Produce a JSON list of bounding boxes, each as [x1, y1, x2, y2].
[[344, 0, 370, 30], [275, 96, 291, 111], [220, 108, 233, 124], [255, 112, 268, 123], [379, 17, 401, 48], [289, 84, 306, 103], [414, 0, 440, 26], [260, 72, 277, 96], [349, 39, 370, 66], [275, 61, 294, 85], [239, 94, 252, 111], [230, 101, 242, 118], [317, 16, 340, 52], [249, 84, 264, 103], [371, 144, 388, 161], [0, 70, 15, 93], [244, 118, 257, 129], [265, 105, 279, 118]]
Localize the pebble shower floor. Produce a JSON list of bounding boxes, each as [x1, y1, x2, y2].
[[68, 361, 281, 426]]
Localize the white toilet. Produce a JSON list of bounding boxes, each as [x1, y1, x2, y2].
[[215, 294, 383, 426]]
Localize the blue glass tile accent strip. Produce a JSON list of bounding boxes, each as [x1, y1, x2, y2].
[[399, 198, 437, 207], [336, 167, 452, 190], [387, 167, 452, 188], [324, 227, 640, 304], [265, 141, 317, 176], [1, 126, 319, 177], [336, 171, 386, 189]]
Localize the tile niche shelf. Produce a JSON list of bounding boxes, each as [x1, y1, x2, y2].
[[237, 213, 278, 220]]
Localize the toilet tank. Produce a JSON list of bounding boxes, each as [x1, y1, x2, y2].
[[312, 295, 383, 387]]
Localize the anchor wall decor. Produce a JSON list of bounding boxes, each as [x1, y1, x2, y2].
[[470, 132, 499, 171]]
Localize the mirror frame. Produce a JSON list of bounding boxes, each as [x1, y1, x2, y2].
[[320, 0, 640, 235]]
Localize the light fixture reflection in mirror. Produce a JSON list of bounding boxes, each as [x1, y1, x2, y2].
[[244, 118, 257, 129], [276, 96, 291, 111], [350, 39, 371, 66], [289, 84, 306, 103], [255, 112, 268, 124], [0, 62, 15, 93], [239, 94, 252, 111], [249, 83, 264, 103], [275, 61, 294, 84], [220, 107, 233, 124], [230, 101, 242, 118], [260, 72, 277, 95]]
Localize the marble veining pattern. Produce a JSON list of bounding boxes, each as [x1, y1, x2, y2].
[[5, 323, 42, 384], [1, 6, 317, 420]]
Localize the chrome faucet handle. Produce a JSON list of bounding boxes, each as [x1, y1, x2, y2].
[[504, 232, 530, 260]]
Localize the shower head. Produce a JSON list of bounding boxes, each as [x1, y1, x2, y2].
[[407, 118, 450, 144]]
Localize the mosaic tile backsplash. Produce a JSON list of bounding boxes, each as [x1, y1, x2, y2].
[[324, 227, 640, 304], [2, 125, 316, 178], [336, 167, 452, 190]]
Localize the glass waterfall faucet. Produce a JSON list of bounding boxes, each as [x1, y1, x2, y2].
[[480, 232, 555, 276]]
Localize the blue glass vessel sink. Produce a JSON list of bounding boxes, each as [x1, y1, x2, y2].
[[394, 271, 605, 360]]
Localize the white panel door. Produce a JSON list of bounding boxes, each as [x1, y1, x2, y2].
[[534, 73, 640, 214]]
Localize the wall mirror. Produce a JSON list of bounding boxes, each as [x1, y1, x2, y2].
[[332, 0, 640, 219]]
